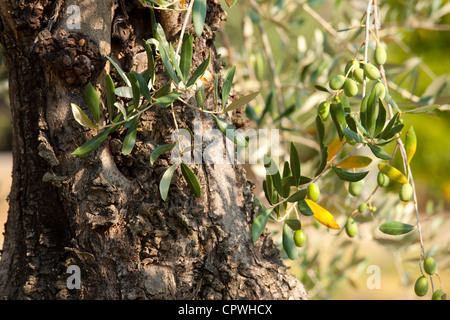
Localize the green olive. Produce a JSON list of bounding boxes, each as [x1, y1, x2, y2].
[[344, 78, 358, 97], [307, 183, 320, 202], [363, 63, 381, 80], [318, 101, 331, 120], [423, 257, 436, 275], [348, 181, 363, 197], [374, 46, 387, 66], [399, 183, 413, 202], [377, 172, 390, 187], [329, 75, 346, 90], [358, 203, 367, 213], [431, 289, 446, 300], [293, 229, 306, 247], [345, 217, 358, 238], [414, 276, 429, 297], [353, 68, 365, 83]]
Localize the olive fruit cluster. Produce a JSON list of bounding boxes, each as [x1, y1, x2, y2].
[[413, 256, 446, 299]]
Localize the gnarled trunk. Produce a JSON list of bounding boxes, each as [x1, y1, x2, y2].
[[0, 0, 308, 300]]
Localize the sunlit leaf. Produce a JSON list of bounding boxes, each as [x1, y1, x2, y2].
[[404, 104, 440, 114], [186, 49, 211, 87], [213, 115, 248, 147], [222, 91, 260, 114], [305, 199, 340, 230], [71, 103, 97, 129], [337, 155, 372, 169], [378, 163, 408, 184], [180, 34, 193, 81], [105, 55, 131, 87], [160, 163, 178, 201], [221, 66, 236, 109], [327, 137, 345, 162], [84, 82, 100, 123]]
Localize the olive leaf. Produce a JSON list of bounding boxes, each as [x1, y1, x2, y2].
[[282, 223, 299, 260], [289, 141, 301, 187], [159, 42, 179, 85], [186, 48, 211, 87], [105, 55, 131, 87], [121, 115, 140, 156], [160, 163, 178, 201], [72, 124, 121, 156], [193, 0, 207, 37], [154, 92, 182, 108], [222, 91, 260, 114], [180, 34, 193, 82], [368, 143, 393, 160], [180, 162, 201, 198], [337, 155, 373, 169], [286, 188, 307, 202], [213, 115, 248, 147], [221, 66, 236, 109], [150, 143, 177, 165], [379, 221, 415, 235], [251, 207, 273, 243], [332, 166, 369, 182], [297, 199, 314, 216], [105, 74, 116, 120], [71, 103, 97, 129], [84, 82, 100, 123]]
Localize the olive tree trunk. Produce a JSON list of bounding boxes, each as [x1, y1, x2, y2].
[[0, 0, 308, 300]]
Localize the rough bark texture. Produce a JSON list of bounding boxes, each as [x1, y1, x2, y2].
[[0, 0, 308, 300]]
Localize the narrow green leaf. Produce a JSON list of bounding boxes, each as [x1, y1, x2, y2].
[[332, 166, 369, 182], [374, 98, 387, 137], [180, 162, 201, 198], [368, 143, 393, 160], [252, 208, 272, 243], [290, 142, 301, 187], [383, 123, 404, 140], [159, 43, 179, 84], [143, 41, 155, 87], [314, 84, 330, 93], [71, 103, 97, 129], [121, 116, 140, 156], [193, 0, 207, 37], [160, 163, 178, 201], [379, 221, 415, 235], [150, 143, 177, 165], [316, 115, 325, 150], [221, 66, 236, 109], [342, 126, 364, 144], [330, 101, 346, 140], [84, 82, 100, 123], [283, 223, 299, 260], [186, 49, 211, 87], [263, 175, 273, 205], [154, 92, 182, 108], [314, 147, 328, 177], [264, 155, 282, 195], [223, 91, 260, 114], [105, 74, 116, 120], [168, 43, 185, 83], [180, 34, 193, 81], [115, 86, 134, 99], [404, 104, 439, 114], [114, 102, 128, 120], [127, 72, 142, 110], [213, 115, 248, 147], [379, 112, 400, 139], [297, 199, 314, 216], [286, 188, 307, 203], [72, 125, 120, 156], [131, 71, 152, 102], [285, 207, 302, 231], [105, 55, 131, 87]]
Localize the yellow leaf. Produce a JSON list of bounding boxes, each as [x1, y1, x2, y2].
[[305, 199, 340, 230], [378, 163, 408, 184], [181, 0, 186, 8], [327, 137, 345, 162], [337, 155, 372, 169]]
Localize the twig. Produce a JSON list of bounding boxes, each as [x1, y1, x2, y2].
[[175, 0, 195, 56]]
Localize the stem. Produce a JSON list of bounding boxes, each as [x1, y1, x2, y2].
[[362, 0, 372, 98], [371, 0, 433, 291], [175, 0, 195, 56]]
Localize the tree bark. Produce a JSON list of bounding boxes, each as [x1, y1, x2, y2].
[[0, 0, 308, 300]]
